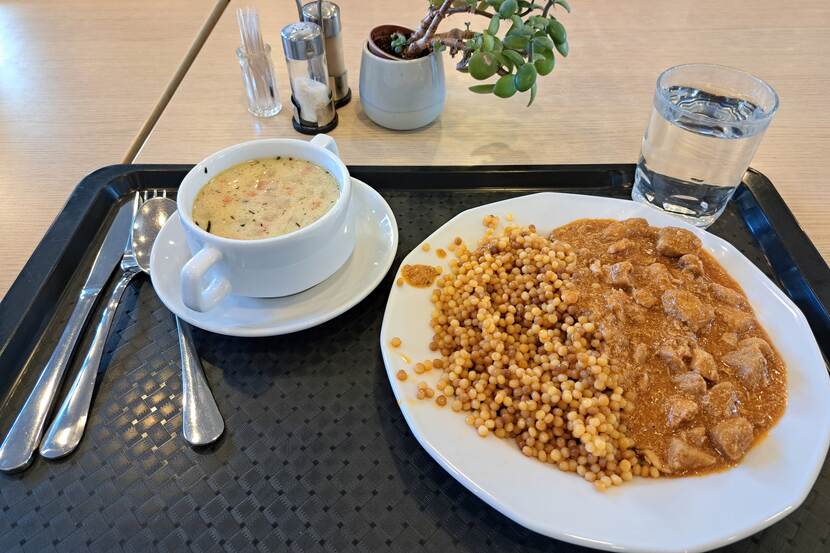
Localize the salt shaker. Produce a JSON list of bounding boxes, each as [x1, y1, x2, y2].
[[281, 21, 338, 134], [302, 1, 350, 107]]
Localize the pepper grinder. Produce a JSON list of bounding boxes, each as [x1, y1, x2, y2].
[[301, 1, 350, 107], [280, 21, 338, 134]]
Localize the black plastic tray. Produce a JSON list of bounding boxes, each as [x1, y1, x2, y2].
[[0, 165, 828, 553]]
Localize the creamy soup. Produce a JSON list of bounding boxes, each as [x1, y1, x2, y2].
[[192, 157, 339, 240]]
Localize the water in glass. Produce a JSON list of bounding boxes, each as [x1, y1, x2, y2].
[[634, 83, 773, 227]]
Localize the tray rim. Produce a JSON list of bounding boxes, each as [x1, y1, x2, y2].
[[1, 163, 827, 404]]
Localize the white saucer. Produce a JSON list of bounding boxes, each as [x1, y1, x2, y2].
[[150, 178, 398, 337]]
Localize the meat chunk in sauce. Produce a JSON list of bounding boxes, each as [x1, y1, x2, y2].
[[721, 332, 738, 346], [738, 337, 773, 358], [667, 396, 699, 428], [608, 261, 634, 289], [717, 307, 755, 334], [678, 254, 704, 276], [667, 438, 716, 471], [632, 288, 658, 308], [607, 238, 632, 254], [690, 348, 719, 382], [702, 382, 740, 418], [644, 262, 675, 290], [605, 288, 643, 323], [680, 426, 707, 447], [658, 338, 692, 373], [602, 218, 651, 240], [661, 289, 714, 331], [656, 227, 701, 257], [601, 221, 627, 240], [710, 282, 746, 307], [672, 372, 707, 396], [710, 417, 754, 461], [722, 343, 768, 390]]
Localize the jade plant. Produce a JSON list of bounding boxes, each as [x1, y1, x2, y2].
[[388, 0, 571, 106]]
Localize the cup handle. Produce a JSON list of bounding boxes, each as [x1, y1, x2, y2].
[[310, 134, 340, 158], [181, 245, 232, 312]]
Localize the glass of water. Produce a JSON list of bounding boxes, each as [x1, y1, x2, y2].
[[633, 64, 779, 227]]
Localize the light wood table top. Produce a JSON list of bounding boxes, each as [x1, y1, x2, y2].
[[0, 0, 227, 299], [135, 0, 826, 265]]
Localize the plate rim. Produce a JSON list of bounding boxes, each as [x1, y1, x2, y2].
[[150, 178, 398, 337], [379, 191, 830, 553]]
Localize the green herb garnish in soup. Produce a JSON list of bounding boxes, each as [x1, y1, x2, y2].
[[192, 157, 339, 240]]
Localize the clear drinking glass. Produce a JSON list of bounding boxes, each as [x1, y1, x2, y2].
[[236, 44, 282, 118], [633, 64, 779, 227]]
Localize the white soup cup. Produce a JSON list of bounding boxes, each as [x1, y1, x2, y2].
[[177, 135, 355, 312]]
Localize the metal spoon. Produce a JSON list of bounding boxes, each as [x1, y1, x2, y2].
[[135, 196, 224, 446]]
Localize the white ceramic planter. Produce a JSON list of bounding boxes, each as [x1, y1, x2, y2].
[[359, 43, 445, 130]]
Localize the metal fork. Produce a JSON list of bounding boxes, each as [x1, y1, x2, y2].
[[39, 193, 144, 458]]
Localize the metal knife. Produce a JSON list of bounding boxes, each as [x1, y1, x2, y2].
[[0, 196, 136, 472]]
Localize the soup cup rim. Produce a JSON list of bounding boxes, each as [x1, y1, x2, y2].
[[178, 138, 351, 245]]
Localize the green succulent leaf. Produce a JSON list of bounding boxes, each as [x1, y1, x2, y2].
[[495, 52, 514, 71], [501, 49, 525, 67], [459, 0, 570, 104], [547, 19, 567, 45], [498, 0, 518, 18], [494, 74, 517, 97], [469, 83, 497, 94], [488, 14, 500, 35], [532, 35, 554, 52], [469, 51, 500, 80], [534, 52, 555, 75], [503, 34, 529, 50], [526, 82, 538, 107], [480, 33, 494, 51], [528, 15, 548, 29], [390, 32, 407, 54], [514, 62, 537, 91]]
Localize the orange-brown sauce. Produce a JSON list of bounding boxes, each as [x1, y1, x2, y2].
[[401, 264, 440, 288], [553, 218, 787, 475]]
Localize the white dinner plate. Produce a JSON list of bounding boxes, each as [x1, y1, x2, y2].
[[379, 192, 830, 553], [150, 178, 397, 337]]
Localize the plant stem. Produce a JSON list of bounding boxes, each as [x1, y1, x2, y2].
[[542, 0, 555, 17], [519, 3, 545, 16], [405, 0, 454, 57], [407, 6, 437, 45], [455, 49, 473, 71], [434, 37, 472, 54], [446, 7, 493, 18], [434, 29, 476, 40]]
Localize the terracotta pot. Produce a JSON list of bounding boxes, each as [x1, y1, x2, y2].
[[367, 24, 414, 60]]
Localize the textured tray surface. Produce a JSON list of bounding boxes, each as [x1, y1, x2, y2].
[[1, 182, 828, 553]]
